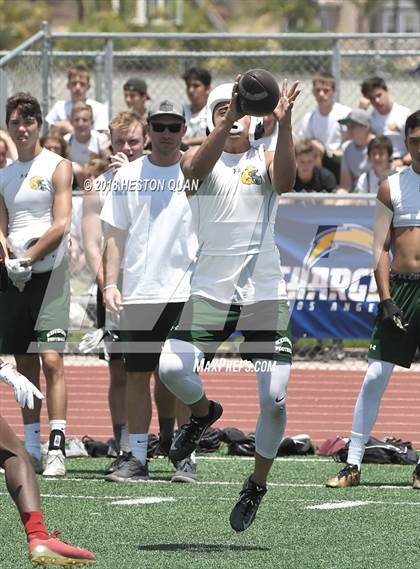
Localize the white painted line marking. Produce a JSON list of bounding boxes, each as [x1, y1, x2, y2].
[[307, 500, 420, 510], [196, 456, 329, 462], [111, 497, 176, 505], [307, 501, 370, 510], [32, 478, 420, 492]]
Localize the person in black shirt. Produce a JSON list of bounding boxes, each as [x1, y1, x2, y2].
[[293, 139, 337, 192]]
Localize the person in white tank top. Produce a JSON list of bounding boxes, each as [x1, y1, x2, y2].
[[0, 93, 73, 478], [159, 78, 301, 531], [326, 110, 420, 490]]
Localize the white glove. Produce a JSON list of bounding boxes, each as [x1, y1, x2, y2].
[[78, 328, 106, 354], [0, 362, 44, 409], [5, 258, 32, 292]]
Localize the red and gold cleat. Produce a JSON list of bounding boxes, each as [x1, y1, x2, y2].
[[29, 531, 96, 567]]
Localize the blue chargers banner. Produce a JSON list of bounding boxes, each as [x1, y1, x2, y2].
[[275, 201, 379, 339]]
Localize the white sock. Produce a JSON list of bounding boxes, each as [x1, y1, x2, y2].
[[129, 433, 148, 465], [24, 423, 41, 461], [347, 432, 368, 469], [120, 425, 130, 453], [190, 451, 196, 465], [49, 420, 66, 433]]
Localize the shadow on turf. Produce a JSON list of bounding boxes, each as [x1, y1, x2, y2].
[[137, 544, 271, 553]]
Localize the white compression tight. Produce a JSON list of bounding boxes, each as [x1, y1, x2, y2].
[[254, 360, 290, 460], [159, 340, 205, 405], [347, 359, 394, 468], [159, 340, 290, 459]]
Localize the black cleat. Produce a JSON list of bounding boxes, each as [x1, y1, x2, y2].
[[325, 463, 361, 488], [104, 451, 131, 475], [105, 453, 149, 482], [171, 456, 197, 483], [169, 400, 223, 462], [413, 463, 420, 489], [230, 476, 267, 532]]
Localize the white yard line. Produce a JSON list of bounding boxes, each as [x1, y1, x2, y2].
[[32, 478, 420, 492], [111, 497, 176, 505], [306, 500, 420, 510]]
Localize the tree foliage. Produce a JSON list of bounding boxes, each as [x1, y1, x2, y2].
[[0, 0, 49, 50]]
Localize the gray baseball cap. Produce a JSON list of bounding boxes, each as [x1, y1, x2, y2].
[[148, 100, 185, 122], [123, 77, 150, 99], [338, 109, 371, 127]]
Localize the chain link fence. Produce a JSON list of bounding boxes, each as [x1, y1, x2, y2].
[[1, 26, 419, 365], [1, 29, 420, 129]]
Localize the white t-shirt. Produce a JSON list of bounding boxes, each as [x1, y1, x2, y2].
[[250, 117, 278, 151], [370, 102, 410, 159], [354, 167, 380, 194], [182, 104, 208, 140], [189, 145, 287, 304], [299, 102, 351, 152], [64, 130, 108, 165], [46, 98, 109, 132], [0, 148, 69, 270], [100, 155, 198, 304]]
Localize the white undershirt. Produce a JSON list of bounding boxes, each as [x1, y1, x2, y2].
[[100, 155, 198, 304]]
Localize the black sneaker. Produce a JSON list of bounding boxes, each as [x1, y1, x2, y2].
[[413, 463, 420, 489], [156, 436, 172, 458], [104, 453, 149, 482], [104, 451, 130, 475], [169, 401, 223, 462], [229, 476, 267, 532], [171, 456, 197, 483]]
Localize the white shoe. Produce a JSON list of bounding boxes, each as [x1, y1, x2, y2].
[[43, 450, 66, 477]]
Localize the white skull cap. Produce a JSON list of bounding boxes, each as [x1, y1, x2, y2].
[[206, 83, 234, 132]]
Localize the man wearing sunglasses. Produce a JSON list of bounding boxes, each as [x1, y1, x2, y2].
[[100, 100, 198, 483]]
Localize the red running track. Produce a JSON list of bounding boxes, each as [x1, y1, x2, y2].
[[0, 367, 419, 447]]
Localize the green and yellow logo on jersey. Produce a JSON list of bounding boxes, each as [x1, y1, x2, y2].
[[241, 165, 263, 186], [29, 176, 48, 191]]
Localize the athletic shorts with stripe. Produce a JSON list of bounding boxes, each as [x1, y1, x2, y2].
[[168, 295, 293, 364], [0, 261, 70, 354], [368, 273, 420, 368]]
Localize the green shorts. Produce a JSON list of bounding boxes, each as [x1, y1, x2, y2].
[[0, 261, 70, 354], [169, 296, 292, 363], [368, 274, 420, 368]]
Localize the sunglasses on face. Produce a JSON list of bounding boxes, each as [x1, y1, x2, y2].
[[150, 122, 183, 133]]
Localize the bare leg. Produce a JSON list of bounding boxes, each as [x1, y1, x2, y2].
[[176, 400, 191, 428], [154, 371, 176, 418], [0, 416, 40, 513], [40, 351, 67, 421], [108, 358, 127, 447], [15, 354, 41, 426], [252, 454, 274, 487], [127, 371, 153, 433], [189, 394, 211, 418]]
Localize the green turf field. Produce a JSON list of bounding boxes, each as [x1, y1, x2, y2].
[[1, 455, 419, 569]]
